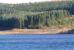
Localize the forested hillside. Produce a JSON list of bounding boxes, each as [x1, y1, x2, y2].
[[0, 1, 74, 29]]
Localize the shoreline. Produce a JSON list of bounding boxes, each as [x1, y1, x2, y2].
[[0, 26, 73, 34]]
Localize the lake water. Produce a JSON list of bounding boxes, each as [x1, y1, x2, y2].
[[0, 34, 74, 50]]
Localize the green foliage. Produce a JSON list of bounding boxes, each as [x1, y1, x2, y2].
[[0, 1, 74, 29]]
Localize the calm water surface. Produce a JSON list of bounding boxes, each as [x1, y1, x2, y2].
[[0, 34, 74, 50]]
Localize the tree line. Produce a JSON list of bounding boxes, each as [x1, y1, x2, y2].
[[0, 1, 74, 29]]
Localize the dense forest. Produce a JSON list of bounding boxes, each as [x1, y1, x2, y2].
[[0, 1, 74, 29]]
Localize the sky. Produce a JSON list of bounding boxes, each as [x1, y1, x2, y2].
[[0, 0, 52, 4]]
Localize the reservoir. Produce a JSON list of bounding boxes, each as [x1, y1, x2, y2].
[[0, 34, 74, 50]]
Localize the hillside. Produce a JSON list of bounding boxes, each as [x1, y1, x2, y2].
[[0, 1, 73, 34]]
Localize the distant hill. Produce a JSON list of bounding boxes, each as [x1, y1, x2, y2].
[[0, 1, 74, 14]]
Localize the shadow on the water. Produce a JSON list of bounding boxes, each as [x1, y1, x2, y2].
[[59, 29, 74, 34]]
